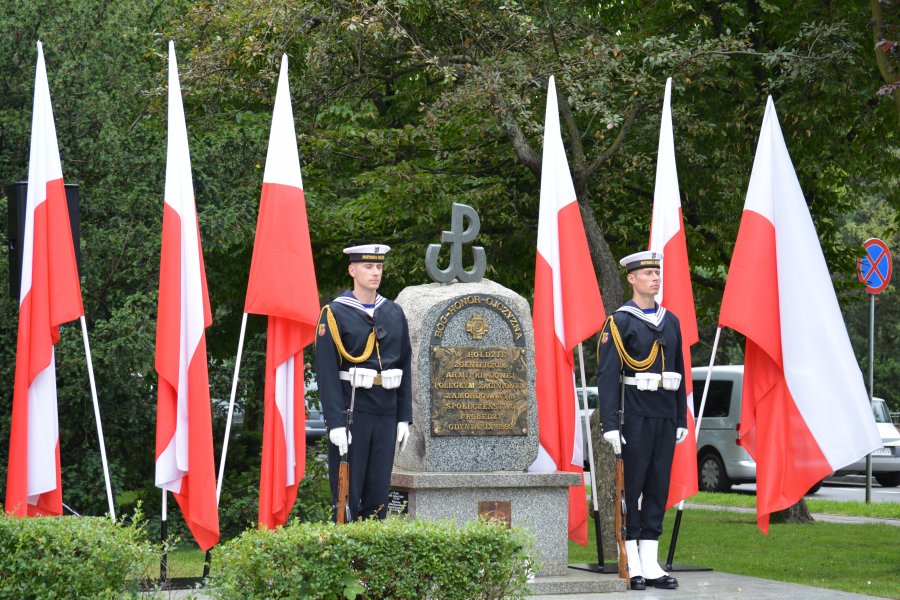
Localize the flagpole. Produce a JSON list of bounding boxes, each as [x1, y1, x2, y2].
[[79, 315, 116, 521], [666, 326, 721, 570], [217, 312, 249, 503], [577, 342, 606, 570], [160, 489, 168, 583]]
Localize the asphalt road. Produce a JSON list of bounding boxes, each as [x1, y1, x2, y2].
[[732, 474, 900, 504], [585, 473, 900, 504]]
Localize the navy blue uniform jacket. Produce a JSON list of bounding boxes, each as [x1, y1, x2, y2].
[[315, 292, 413, 430], [596, 302, 688, 433]]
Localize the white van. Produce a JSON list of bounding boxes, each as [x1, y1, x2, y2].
[[692, 365, 900, 491], [691, 365, 756, 492]]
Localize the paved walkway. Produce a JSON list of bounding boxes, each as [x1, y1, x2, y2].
[[145, 569, 893, 599], [537, 569, 891, 599]]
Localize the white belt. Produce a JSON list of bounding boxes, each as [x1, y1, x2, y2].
[[623, 372, 681, 392], [339, 370, 383, 386]]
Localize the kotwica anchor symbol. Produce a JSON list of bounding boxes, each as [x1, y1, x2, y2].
[[425, 203, 486, 284]]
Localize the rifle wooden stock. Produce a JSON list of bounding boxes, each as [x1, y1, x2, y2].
[[615, 457, 629, 589], [336, 458, 350, 524], [335, 407, 353, 524]]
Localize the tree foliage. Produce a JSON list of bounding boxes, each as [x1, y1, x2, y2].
[[0, 0, 896, 535]]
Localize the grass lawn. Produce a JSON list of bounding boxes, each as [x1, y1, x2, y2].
[[568, 507, 900, 599], [157, 545, 208, 579]]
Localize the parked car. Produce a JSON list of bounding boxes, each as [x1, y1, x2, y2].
[[833, 396, 900, 487], [692, 365, 900, 491], [576, 386, 598, 465], [691, 365, 756, 492], [304, 379, 327, 442]]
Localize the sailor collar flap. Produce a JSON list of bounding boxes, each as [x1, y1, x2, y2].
[[616, 301, 667, 331], [332, 292, 387, 317]]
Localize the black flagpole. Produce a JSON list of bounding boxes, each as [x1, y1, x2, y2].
[[665, 328, 721, 572]]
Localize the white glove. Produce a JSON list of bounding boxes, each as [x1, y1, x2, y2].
[[396, 421, 410, 452], [675, 427, 689, 445], [381, 368, 403, 390], [329, 427, 352, 456], [349, 367, 377, 388], [603, 430, 624, 455]]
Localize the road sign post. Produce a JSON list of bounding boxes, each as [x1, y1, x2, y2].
[[858, 238, 892, 503]]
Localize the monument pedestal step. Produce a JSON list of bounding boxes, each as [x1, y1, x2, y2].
[[390, 468, 582, 578], [528, 568, 628, 595]]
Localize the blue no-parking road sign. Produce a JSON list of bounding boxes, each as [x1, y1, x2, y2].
[[858, 238, 892, 294]]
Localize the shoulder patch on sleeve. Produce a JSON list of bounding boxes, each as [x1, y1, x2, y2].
[[318, 323, 326, 337], [600, 330, 609, 344]]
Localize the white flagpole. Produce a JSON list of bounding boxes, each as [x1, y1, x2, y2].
[[577, 342, 607, 569], [666, 326, 722, 570], [577, 343, 600, 511], [160, 489, 168, 582], [79, 315, 116, 520], [216, 312, 249, 503], [675, 325, 722, 514]]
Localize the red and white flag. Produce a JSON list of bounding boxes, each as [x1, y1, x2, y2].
[[5, 42, 83, 517], [155, 41, 220, 551], [718, 97, 881, 532], [648, 78, 699, 508], [245, 55, 320, 530], [529, 76, 606, 545]]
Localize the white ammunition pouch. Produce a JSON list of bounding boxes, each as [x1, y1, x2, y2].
[[344, 367, 377, 389], [339, 368, 403, 389], [380, 368, 403, 390], [635, 372, 661, 392], [661, 371, 682, 391]]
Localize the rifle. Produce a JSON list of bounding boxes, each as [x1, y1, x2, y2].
[[336, 376, 357, 524], [615, 376, 630, 588], [615, 453, 629, 588]]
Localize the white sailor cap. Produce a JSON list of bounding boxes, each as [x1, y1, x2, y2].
[[343, 244, 391, 263], [619, 250, 663, 272]]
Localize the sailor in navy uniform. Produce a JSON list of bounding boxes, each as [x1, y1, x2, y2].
[[315, 244, 412, 521], [596, 250, 688, 590]]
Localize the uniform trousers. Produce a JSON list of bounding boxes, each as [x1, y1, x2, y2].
[[621, 414, 676, 540], [328, 411, 398, 521]]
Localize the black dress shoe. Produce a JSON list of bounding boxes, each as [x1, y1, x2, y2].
[[629, 576, 646, 590], [646, 575, 679, 589]]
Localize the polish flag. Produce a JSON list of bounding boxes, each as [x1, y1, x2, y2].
[[5, 42, 83, 517], [718, 97, 881, 533], [155, 41, 220, 551], [648, 78, 699, 508], [244, 55, 320, 530], [529, 76, 606, 545]]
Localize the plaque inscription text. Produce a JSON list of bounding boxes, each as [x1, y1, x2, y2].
[[431, 346, 528, 436]]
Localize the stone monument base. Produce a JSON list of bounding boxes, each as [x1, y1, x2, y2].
[[389, 469, 623, 595], [527, 570, 626, 595]]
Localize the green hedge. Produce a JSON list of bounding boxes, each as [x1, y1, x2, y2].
[[0, 512, 155, 599], [211, 517, 535, 600]]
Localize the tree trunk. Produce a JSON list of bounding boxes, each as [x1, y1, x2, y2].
[[769, 498, 814, 525], [590, 408, 619, 564], [578, 198, 625, 316], [871, 0, 900, 124]]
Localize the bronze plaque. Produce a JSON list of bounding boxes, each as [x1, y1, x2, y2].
[[431, 346, 528, 436], [478, 501, 512, 528]]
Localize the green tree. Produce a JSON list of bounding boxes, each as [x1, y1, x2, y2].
[[1, 0, 896, 547]]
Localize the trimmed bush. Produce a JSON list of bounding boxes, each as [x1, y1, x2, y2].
[[211, 517, 535, 599], [0, 512, 155, 599]]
